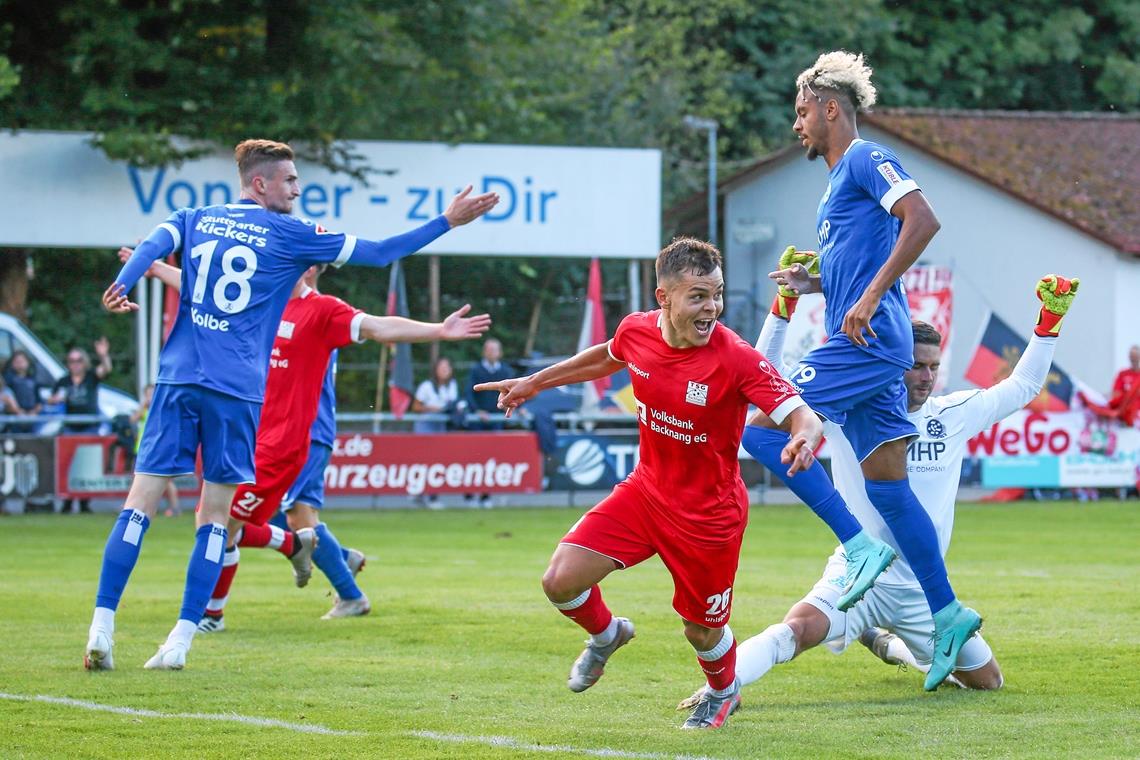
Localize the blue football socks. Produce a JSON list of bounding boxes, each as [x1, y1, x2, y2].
[[178, 523, 228, 623], [313, 523, 362, 601], [742, 425, 863, 543], [864, 478, 955, 613], [95, 508, 151, 611]]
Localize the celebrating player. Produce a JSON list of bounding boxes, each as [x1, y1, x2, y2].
[[677, 274, 1078, 708], [742, 51, 978, 690], [86, 139, 498, 671], [476, 237, 821, 729]]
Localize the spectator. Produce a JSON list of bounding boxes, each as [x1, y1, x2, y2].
[[1108, 345, 1140, 427], [412, 356, 460, 509], [49, 338, 111, 514], [131, 384, 181, 516], [465, 338, 513, 428], [413, 356, 460, 434], [4, 350, 44, 432], [49, 338, 111, 433], [463, 338, 512, 508]]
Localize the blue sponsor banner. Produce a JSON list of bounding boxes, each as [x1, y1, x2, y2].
[[546, 433, 640, 490], [981, 455, 1060, 488]]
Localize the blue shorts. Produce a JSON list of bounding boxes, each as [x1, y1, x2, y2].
[[135, 383, 261, 484], [788, 339, 916, 462], [283, 441, 332, 510]]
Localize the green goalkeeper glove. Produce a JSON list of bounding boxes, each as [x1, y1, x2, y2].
[[1034, 274, 1079, 337], [771, 246, 819, 321]]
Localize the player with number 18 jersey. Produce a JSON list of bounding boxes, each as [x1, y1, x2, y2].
[[85, 139, 497, 674]]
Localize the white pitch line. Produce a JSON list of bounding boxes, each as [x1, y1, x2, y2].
[[410, 730, 727, 760], [0, 692, 363, 736]]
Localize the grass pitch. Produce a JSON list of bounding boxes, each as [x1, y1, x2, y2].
[[0, 500, 1136, 759]]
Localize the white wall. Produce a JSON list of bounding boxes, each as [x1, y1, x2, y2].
[[724, 125, 1134, 392]]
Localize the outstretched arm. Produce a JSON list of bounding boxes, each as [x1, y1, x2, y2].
[[964, 275, 1079, 433], [340, 186, 499, 268], [117, 246, 182, 291], [358, 304, 491, 344], [474, 342, 624, 418], [842, 191, 940, 346], [106, 216, 185, 312]]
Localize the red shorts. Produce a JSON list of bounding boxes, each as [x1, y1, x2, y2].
[[229, 445, 306, 525], [561, 480, 744, 627]]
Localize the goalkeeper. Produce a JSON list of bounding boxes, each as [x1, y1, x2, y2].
[[679, 267, 1077, 705]]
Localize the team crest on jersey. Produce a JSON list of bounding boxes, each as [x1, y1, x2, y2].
[[685, 380, 709, 407], [277, 320, 296, 340], [926, 418, 946, 439], [300, 218, 335, 235]]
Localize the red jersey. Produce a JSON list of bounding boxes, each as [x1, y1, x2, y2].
[[608, 311, 804, 542], [257, 288, 363, 457], [1110, 368, 1140, 426]]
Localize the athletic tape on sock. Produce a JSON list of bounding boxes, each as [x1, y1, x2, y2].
[[763, 623, 796, 663], [122, 509, 148, 546], [204, 523, 226, 563], [550, 588, 592, 611], [696, 625, 734, 661]]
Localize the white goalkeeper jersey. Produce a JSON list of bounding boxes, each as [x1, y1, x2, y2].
[[756, 313, 1057, 588]]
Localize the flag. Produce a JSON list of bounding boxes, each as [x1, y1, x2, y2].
[[577, 258, 611, 412], [964, 310, 1073, 411], [386, 261, 414, 417]]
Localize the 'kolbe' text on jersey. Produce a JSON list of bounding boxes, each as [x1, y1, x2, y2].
[[145, 200, 372, 403]]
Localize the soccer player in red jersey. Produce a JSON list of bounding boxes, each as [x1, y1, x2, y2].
[[131, 255, 490, 621], [476, 237, 822, 729]]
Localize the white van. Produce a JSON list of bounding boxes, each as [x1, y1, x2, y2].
[[0, 312, 137, 427]]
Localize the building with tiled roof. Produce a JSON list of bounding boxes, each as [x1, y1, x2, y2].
[[668, 109, 1140, 393]]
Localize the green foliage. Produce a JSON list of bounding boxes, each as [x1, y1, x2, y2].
[[1, 501, 1137, 757], [0, 55, 16, 100], [0, 0, 1134, 404]]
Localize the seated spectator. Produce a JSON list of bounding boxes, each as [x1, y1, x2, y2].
[[4, 350, 43, 433], [1080, 345, 1140, 428], [463, 338, 513, 508], [1108, 345, 1140, 427], [49, 338, 111, 515], [465, 338, 512, 430], [49, 338, 112, 434], [412, 357, 460, 509], [413, 356, 460, 434]]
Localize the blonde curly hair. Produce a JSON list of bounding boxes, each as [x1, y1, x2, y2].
[[796, 51, 877, 113]]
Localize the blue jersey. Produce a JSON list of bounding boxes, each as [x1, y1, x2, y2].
[[816, 139, 919, 369], [310, 351, 338, 448], [115, 200, 449, 402]]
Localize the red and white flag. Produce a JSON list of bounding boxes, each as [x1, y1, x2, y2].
[[577, 258, 611, 412]]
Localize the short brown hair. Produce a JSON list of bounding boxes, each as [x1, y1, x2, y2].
[[911, 319, 942, 347], [656, 237, 722, 283], [234, 139, 294, 186]]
